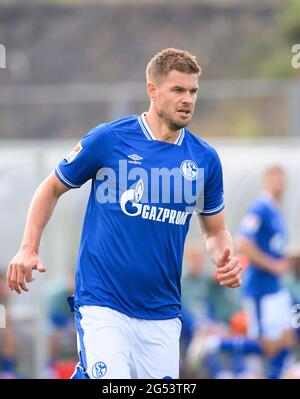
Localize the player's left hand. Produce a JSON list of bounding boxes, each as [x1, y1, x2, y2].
[[215, 248, 243, 288]]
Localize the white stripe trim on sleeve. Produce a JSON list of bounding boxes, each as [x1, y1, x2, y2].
[[201, 202, 225, 214], [55, 167, 81, 188]]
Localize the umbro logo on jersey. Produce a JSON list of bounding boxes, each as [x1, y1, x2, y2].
[[128, 154, 143, 161], [127, 154, 143, 164]]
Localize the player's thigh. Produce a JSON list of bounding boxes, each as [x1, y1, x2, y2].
[[244, 290, 293, 342], [76, 306, 132, 379], [260, 289, 293, 341], [132, 317, 182, 379]]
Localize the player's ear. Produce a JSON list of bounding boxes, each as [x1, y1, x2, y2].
[[147, 81, 158, 101]]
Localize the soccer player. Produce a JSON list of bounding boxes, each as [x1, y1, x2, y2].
[[236, 166, 296, 378], [7, 48, 243, 379]]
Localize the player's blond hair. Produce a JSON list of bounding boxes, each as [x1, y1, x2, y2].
[[263, 165, 286, 178], [146, 48, 201, 84]]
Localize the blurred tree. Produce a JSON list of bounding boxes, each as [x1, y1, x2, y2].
[[254, 0, 300, 78], [280, 0, 300, 42]]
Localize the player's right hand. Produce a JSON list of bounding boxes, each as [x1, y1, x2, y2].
[[215, 248, 243, 289], [7, 250, 46, 294]]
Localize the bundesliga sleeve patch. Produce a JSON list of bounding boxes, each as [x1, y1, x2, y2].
[[65, 141, 83, 163], [241, 214, 261, 234]]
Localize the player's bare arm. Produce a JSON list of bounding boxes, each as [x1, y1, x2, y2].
[[236, 236, 289, 276], [7, 173, 70, 294], [198, 210, 243, 288]]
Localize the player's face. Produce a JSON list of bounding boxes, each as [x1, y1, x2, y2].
[[272, 172, 287, 199], [153, 70, 199, 130], [265, 171, 287, 200]]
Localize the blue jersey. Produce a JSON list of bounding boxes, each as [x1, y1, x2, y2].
[[55, 114, 224, 320], [238, 194, 287, 297]]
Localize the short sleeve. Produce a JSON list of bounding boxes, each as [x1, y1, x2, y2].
[[200, 147, 225, 216], [55, 124, 112, 189]]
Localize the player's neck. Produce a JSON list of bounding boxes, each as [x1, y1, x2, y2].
[[262, 190, 280, 205], [144, 110, 181, 144]]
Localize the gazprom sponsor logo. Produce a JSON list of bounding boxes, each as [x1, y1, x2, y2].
[[120, 179, 189, 225]]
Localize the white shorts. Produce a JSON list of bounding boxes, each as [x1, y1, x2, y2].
[[244, 289, 293, 341], [72, 306, 182, 379]]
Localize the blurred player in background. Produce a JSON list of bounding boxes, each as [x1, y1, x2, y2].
[[0, 270, 17, 379], [181, 243, 216, 377], [7, 48, 243, 379], [182, 243, 253, 378], [180, 242, 212, 375], [45, 271, 77, 378], [236, 165, 296, 378]]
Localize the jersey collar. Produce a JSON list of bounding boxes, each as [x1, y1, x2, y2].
[[261, 191, 280, 210], [138, 113, 185, 146]]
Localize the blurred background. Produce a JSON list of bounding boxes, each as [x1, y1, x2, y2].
[[0, 0, 300, 379]]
